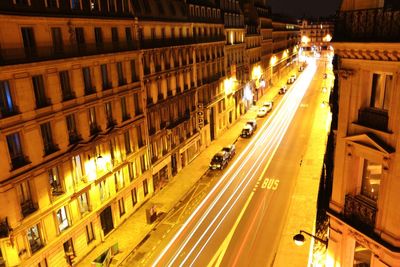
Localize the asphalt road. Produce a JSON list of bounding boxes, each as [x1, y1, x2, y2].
[[125, 57, 327, 267]]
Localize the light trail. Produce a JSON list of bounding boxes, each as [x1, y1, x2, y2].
[[152, 59, 317, 267]]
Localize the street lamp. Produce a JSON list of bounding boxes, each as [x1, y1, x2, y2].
[[293, 230, 328, 247]]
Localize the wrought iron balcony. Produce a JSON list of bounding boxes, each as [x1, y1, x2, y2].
[[62, 91, 76, 101], [118, 78, 127, 86], [36, 97, 51, 109], [11, 154, 31, 170], [90, 124, 102, 136], [106, 118, 117, 129], [44, 142, 60, 156], [149, 127, 156, 136], [69, 132, 82, 144], [0, 42, 139, 66], [335, 7, 400, 42], [122, 113, 131, 121], [84, 86, 96, 96], [344, 194, 377, 229], [21, 200, 38, 218], [0, 217, 11, 238], [0, 105, 20, 119], [102, 82, 112, 90], [358, 107, 388, 132]]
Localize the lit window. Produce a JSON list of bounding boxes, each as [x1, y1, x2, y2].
[[56, 206, 69, 232], [27, 224, 43, 253], [361, 159, 382, 202]]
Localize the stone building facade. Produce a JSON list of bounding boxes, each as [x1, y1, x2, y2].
[[0, 1, 298, 266], [327, 0, 400, 266]]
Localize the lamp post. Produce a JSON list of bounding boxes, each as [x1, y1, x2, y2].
[[293, 230, 328, 248]]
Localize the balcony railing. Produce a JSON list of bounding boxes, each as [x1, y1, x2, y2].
[[335, 7, 400, 42], [0, 105, 20, 119], [44, 143, 60, 156], [139, 35, 225, 50], [90, 124, 102, 136], [0, 217, 11, 238], [0, 42, 139, 66], [357, 107, 388, 132], [11, 154, 31, 170], [69, 132, 82, 144], [106, 119, 117, 129], [344, 194, 377, 229], [21, 200, 38, 218], [62, 91, 76, 101], [84, 86, 96, 96]]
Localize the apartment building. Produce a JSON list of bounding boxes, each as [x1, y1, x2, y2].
[[0, 1, 147, 266], [271, 15, 299, 84], [299, 18, 334, 52], [327, 0, 400, 266]]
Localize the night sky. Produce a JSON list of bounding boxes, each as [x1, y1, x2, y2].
[[268, 0, 342, 18]]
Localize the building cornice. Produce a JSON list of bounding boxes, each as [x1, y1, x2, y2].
[[333, 42, 400, 61]]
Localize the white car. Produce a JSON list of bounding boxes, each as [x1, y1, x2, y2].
[[257, 107, 268, 117], [263, 101, 273, 112]]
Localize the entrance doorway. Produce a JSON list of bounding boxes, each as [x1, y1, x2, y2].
[[100, 206, 114, 236]]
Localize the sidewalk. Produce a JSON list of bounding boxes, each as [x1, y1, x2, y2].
[[77, 69, 297, 267], [273, 63, 330, 267]]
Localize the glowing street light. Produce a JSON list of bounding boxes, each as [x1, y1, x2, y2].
[[301, 35, 310, 45], [293, 230, 328, 247], [323, 34, 332, 42]]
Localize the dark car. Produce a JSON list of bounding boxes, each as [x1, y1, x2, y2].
[[209, 151, 230, 170], [279, 86, 287, 94], [222, 144, 236, 160], [241, 124, 254, 138]]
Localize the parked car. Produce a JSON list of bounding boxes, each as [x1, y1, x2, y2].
[[263, 101, 273, 112], [241, 124, 254, 138], [291, 74, 297, 80], [323, 73, 328, 79], [246, 119, 257, 131], [287, 77, 295, 84], [222, 144, 236, 160], [299, 66, 305, 72], [257, 107, 268, 117], [279, 86, 287, 94], [209, 151, 230, 170]]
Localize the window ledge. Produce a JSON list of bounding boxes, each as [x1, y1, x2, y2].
[[352, 122, 393, 136]]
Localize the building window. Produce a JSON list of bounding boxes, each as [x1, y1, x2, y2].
[[75, 27, 85, 45], [370, 73, 392, 110], [117, 62, 126, 85], [56, 206, 70, 232], [94, 27, 103, 45], [66, 114, 80, 144], [78, 192, 89, 216], [63, 239, 75, 266], [133, 93, 142, 116], [85, 222, 95, 244], [59, 71, 75, 101], [111, 27, 119, 43], [40, 122, 58, 155], [114, 170, 125, 191], [32, 75, 50, 108], [105, 102, 114, 128], [131, 188, 137, 206], [100, 64, 111, 90], [49, 166, 64, 197], [124, 130, 132, 154], [99, 180, 109, 202], [51, 27, 63, 52], [143, 179, 148, 196], [71, 0, 80, 10], [130, 60, 138, 82], [21, 27, 36, 55], [82, 67, 94, 94], [118, 198, 125, 216], [88, 106, 100, 135], [72, 155, 84, 184], [27, 224, 43, 254], [128, 161, 137, 181], [121, 97, 129, 121], [125, 27, 132, 42], [353, 242, 372, 266], [7, 132, 29, 170], [0, 80, 18, 118], [14, 0, 29, 6], [18, 180, 37, 217], [151, 28, 156, 40], [137, 125, 144, 148], [361, 159, 382, 202]]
